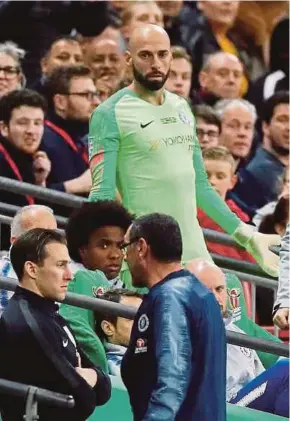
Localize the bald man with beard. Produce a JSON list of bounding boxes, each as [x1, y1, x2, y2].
[[88, 24, 280, 279]]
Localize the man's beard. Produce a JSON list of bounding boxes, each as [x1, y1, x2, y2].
[[271, 138, 289, 157], [133, 65, 169, 91]]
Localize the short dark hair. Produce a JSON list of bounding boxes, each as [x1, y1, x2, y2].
[[66, 201, 134, 263], [42, 36, 80, 59], [262, 91, 289, 123], [0, 89, 47, 125], [193, 104, 221, 133], [45, 65, 92, 102], [10, 228, 66, 281], [259, 196, 289, 234], [129, 213, 182, 262], [94, 289, 143, 341]]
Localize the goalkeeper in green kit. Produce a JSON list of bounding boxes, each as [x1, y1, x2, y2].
[[88, 24, 280, 277]]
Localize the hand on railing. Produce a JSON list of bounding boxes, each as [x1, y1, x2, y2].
[[273, 308, 289, 330]]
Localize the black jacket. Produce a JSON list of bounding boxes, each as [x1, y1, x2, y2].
[[41, 112, 89, 192], [0, 137, 36, 208], [0, 287, 111, 421]]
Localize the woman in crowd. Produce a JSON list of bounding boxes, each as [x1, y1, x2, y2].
[[0, 41, 25, 98]]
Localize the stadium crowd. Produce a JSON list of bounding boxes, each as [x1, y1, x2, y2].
[[0, 1, 289, 420]]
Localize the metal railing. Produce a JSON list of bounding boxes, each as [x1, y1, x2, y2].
[[0, 378, 74, 420], [0, 205, 280, 329], [0, 177, 85, 208], [0, 175, 281, 332], [0, 277, 288, 358], [0, 204, 68, 227]]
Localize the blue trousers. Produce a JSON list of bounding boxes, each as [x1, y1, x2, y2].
[[230, 358, 289, 417]]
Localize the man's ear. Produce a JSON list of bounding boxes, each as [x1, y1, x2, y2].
[[79, 247, 88, 265], [101, 320, 115, 338], [124, 50, 132, 68], [122, 24, 131, 43], [54, 94, 68, 114], [40, 56, 48, 76], [138, 238, 148, 259], [24, 261, 38, 280], [0, 121, 9, 139], [262, 121, 270, 138], [197, 1, 205, 11], [198, 70, 208, 90], [231, 174, 238, 189]]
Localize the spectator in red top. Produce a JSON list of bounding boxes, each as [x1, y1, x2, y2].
[[197, 146, 255, 263]]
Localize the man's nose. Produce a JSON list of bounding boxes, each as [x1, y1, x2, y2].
[[65, 266, 73, 281], [208, 176, 217, 186], [237, 126, 247, 137], [0, 69, 6, 78], [25, 122, 36, 133], [227, 72, 236, 84], [175, 76, 183, 86], [92, 94, 101, 107], [109, 246, 122, 259]]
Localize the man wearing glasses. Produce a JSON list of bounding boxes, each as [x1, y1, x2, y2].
[[193, 104, 221, 150], [0, 41, 25, 99], [41, 65, 100, 198], [121, 213, 226, 421]]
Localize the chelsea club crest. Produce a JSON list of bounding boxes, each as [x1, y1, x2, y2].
[[179, 110, 193, 126], [138, 314, 149, 332]]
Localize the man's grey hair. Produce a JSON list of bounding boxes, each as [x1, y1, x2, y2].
[[214, 99, 257, 122], [202, 52, 242, 73], [0, 41, 26, 66], [10, 205, 54, 238]]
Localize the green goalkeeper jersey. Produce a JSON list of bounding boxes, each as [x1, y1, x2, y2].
[[89, 88, 240, 261]]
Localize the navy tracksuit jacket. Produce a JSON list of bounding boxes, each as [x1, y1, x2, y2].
[[121, 269, 227, 421]]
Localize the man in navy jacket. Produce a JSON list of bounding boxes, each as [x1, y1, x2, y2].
[[41, 65, 100, 196], [121, 213, 226, 421]]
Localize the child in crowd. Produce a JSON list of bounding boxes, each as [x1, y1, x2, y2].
[[197, 146, 255, 263]]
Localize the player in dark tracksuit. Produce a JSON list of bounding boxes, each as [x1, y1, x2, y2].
[[0, 287, 111, 421], [0, 229, 111, 421], [121, 269, 227, 421]]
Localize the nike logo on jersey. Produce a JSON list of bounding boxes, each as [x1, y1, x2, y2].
[[140, 120, 154, 129], [63, 339, 69, 348]]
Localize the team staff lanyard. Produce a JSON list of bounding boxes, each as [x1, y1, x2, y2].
[[0, 143, 34, 205], [45, 120, 89, 165]]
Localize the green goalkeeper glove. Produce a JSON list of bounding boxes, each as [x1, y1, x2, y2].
[[233, 223, 281, 278]]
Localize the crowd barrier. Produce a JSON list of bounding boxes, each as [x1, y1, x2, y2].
[[0, 276, 288, 358], [0, 376, 288, 421], [0, 177, 85, 208], [0, 378, 74, 421], [0, 176, 283, 335], [0, 202, 279, 329]]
